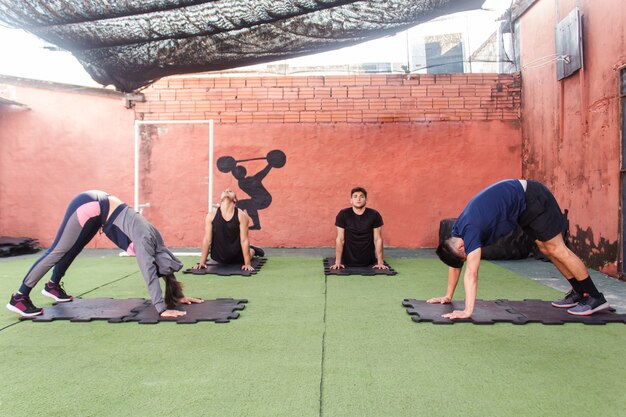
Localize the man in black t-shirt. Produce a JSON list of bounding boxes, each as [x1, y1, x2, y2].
[[331, 187, 388, 270]]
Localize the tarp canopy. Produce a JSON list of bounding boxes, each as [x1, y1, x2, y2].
[[0, 0, 485, 92]]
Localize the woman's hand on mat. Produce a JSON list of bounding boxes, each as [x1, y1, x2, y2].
[[160, 309, 187, 318], [426, 296, 451, 304], [373, 262, 389, 270], [442, 310, 472, 320], [179, 296, 204, 304], [241, 264, 255, 271], [192, 262, 207, 269], [330, 263, 344, 270]]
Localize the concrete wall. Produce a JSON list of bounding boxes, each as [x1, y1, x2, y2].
[[518, 0, 626, 274], [1, 73, 522, 249]]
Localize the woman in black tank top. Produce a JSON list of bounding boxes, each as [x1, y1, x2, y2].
[[210, 206, 245, 264], [194, 189, 264, 271]]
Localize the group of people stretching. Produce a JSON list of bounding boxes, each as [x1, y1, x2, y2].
[[6, 179, 610, 319]]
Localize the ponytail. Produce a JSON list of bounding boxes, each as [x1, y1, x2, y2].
[[163, 273, 185, 309]]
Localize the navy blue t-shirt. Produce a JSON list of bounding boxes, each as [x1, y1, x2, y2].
[[452, 180, 526, 255], [335, 207, 384, 266]]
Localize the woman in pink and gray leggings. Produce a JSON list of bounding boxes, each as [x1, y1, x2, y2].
[[6, 190, 202, 318]]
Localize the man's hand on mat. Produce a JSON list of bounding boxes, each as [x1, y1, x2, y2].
[[373, 263, 389, 270], [426, 296, 451, 304], [179, 297, 204, 304], [241, 264, 255, 271], [160, 309, 187, 318], [192, 262, 207, 269], [330, 263, 345, 270], [442, 310, 472, 320]]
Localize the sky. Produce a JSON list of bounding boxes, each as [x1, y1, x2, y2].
[[0, 0, 510, 89], [0, 25, 101, 87]]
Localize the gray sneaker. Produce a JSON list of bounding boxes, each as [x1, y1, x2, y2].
[[567, 294, 610, 316], [551, 289, 584, 308]]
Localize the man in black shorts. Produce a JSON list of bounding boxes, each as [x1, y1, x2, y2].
[[430, 179, 609, 319], [330, 187, 388, 270]]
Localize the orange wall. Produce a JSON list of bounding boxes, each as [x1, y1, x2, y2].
[[134, 73, 523, 248], [0, 81, 135, 248], [1, 73, 522, 249], [219, 122, 522, 248], [519, 0, 626, 273]]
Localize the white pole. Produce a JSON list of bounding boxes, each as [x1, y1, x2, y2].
[[134, 121, 140, 212], [208, 119, 214, 212]]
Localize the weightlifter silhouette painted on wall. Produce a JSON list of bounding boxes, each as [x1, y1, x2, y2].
[[216, 150, 286, 230]]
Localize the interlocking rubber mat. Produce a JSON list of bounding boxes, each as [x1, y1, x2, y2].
[[323, 257, 397, 276], [402, 299, 626, 325], [23, 298, 148, 322], [123, 298, 248, 324], [21, 298, 247, 324], [183, 257, 266, 276], [496, 299, 626, 325]]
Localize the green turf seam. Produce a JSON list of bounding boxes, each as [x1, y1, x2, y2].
[[318, 273, 328, 417], [76, 271, 139, 297], [0, 321, 20, 333]]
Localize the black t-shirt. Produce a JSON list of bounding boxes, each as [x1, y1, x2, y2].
[[335, 207, 384, 266], [210, 207, 244, 264]]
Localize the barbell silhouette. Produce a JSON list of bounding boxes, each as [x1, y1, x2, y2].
[[217, 149, 286, 173]]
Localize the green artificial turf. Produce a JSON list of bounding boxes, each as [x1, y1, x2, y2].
[[1, 255, 625, 417]]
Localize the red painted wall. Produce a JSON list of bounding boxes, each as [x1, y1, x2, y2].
[[158, 122, 521, 248], [1, 73, 522, 249], [518, 0, 626, 274], [0, 80, 135, 248], [135, 73, 522, 248]]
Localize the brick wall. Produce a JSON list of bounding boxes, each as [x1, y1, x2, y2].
[[134, 73, 521, 123]]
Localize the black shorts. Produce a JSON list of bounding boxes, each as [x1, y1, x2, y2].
[[517, 180, 567, 242]]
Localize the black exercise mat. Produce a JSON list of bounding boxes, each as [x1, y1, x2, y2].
[[402, 299, 524, 324], [183, 257, 267, 276], [122, 298, 248, 324], [23, 298, 149, 323], [497, 299, 626, 325], [0, 236, 41, 257], [323, 257, 397, 276], [403, 299, 626, 325]]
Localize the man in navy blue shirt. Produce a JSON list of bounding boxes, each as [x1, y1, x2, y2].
[[430, 179, 609, 319], [331, 186, 388, 270]]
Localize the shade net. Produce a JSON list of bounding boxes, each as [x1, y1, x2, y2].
[[0, 0, 485, 91]]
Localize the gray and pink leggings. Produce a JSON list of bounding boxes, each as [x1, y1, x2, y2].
[[18, 191, 109, 296]]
